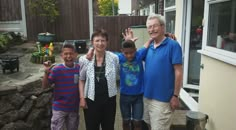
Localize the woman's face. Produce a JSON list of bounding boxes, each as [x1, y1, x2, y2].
[[92, 35, 108, 53]]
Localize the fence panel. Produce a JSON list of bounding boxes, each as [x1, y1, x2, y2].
[[0, 0, 22, 21], [94, 16, 147, 51], [25, 0, 90, 41]]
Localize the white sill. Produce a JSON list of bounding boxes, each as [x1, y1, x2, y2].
[[198, 50, 236, 66]]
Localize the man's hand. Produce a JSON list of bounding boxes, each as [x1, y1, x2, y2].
[[170, 96, 179, 110], [122, 28, 138, 42]]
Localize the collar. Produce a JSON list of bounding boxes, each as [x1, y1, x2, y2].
[[150, 37, 169, 49]]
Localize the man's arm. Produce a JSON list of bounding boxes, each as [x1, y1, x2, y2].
[[173, 64, 183, 96], [170, 64, 183, 110]]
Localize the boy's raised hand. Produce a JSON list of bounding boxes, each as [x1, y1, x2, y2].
[[43, 60, 55, 74], [122, 28, 138, 42]]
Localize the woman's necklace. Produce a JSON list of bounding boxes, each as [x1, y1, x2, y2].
[[95, 54, 105, 82]]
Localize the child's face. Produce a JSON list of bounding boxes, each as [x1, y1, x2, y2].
[[61, 48, 76, 67], [122, 48, 136, 62]]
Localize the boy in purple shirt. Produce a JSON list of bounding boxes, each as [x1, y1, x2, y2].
[[42, 43, 80, 130]]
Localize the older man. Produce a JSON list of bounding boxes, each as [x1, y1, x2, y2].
[[143, 14, 183, 130]]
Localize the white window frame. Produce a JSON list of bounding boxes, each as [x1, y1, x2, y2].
[[200, 0, 236, 66], [164, 0, 176, 33]]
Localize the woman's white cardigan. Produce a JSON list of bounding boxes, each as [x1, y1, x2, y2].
[[79, 51, 119, 101]]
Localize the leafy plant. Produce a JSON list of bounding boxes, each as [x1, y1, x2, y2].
[[28, 0, 59, 32], [98, 0, 118, 16]]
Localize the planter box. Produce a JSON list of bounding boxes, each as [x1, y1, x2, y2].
[[30, 55, 55, 64], [38, 33, 55, 43]]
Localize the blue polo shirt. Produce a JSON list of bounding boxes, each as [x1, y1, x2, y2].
[[118, 47, 147, 95], [144, 37, 182, 102]]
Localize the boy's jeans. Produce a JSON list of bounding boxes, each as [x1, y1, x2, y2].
[[51, 110, 79, 130], [119, 94, 143, 121]]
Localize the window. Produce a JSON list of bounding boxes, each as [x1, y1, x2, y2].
[[201, 0, 236, 65], [165, 0, 175, 8], [165, 11, 176, 34], [207, 0, 236, 53], [164, 0, 176, 34]]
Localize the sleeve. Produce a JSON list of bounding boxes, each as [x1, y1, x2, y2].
[[79, 56, 88, 80], [171, 42, 183, 65], [137, 47, 148, 61]]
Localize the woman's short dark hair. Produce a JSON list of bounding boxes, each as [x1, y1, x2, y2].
[[91, 29, 109, 41], [122, 40, 136, 49]]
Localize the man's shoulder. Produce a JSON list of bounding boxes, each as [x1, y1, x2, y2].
[[166, 37, 180, 46]]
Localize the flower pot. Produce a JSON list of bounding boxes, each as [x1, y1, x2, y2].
[[37, 33, 55, 43]]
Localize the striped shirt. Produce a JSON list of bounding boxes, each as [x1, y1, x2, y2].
[[48, 63, 80, 112]]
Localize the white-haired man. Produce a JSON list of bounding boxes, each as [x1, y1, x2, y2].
[[143, 14, 183, 130]]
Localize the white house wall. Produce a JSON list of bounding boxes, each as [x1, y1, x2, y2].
[[199, 55, 236, 130], [118, 0, 131, 15]]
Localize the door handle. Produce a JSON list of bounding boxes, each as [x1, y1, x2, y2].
[[200, 64, 204, 69]]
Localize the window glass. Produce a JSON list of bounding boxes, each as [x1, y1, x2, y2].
[[207, 0, 236, 52], [165, 0, 175, 8], [165, 11, 176, 34]]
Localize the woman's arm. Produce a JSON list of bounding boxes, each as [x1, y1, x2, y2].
[[79, 80, 87, 109]]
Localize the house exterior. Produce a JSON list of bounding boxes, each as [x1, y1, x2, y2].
[[133, 0, 236, 130], [0, 0, 27, 36], [118, 0, 132, 15]]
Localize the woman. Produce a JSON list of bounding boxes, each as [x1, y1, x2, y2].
[[79, 29, 119, 130]]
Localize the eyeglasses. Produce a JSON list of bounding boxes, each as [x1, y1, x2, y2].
[[147, 24, 163, 29]]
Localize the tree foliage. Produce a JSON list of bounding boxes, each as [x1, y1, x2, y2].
[[98, 0, 118, 16]]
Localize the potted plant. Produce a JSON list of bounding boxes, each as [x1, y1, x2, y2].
[[28, 0, 59, 43]]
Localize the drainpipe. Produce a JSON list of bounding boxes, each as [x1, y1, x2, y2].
[[88, 0, 93, 39], [20, 0, 27, 37]]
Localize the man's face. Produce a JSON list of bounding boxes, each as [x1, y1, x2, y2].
[[121, 48, 136, 62], [146, 18, 165, 39], [92, 35, 107, 53], [61, 48, 76, 67]]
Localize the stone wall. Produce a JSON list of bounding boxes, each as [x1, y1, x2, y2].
[[0, 75, 52, 130]]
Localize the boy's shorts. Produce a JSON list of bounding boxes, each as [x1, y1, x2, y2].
[[120, 94, 143, 121], [143, 98, 173, 130], [51, 110, 79, 130]]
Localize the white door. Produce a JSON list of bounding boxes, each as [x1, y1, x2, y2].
[[182, 0, 204, 105]]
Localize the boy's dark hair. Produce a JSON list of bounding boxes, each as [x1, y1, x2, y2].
[[122, 40, 136, 49], [91, 29, 109, 41], [61, 43, 76, 52]]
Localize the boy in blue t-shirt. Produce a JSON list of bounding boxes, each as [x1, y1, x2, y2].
[[118, 39, 151, 130]]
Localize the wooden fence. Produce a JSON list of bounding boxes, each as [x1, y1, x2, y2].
[[94, 16, 147, 51], [0, 0, 148, 51], [0, 0, 22, 21], [24, 0, 90, 42]]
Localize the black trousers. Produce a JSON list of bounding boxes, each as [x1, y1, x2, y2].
[[84, 96, 116, 130]]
